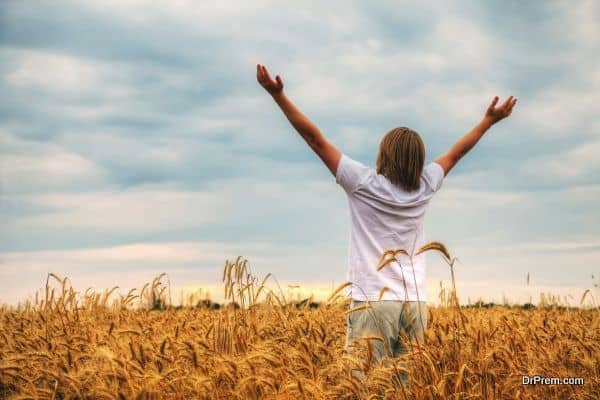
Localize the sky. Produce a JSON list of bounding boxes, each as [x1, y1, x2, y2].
[[1, 0, 599, 306]]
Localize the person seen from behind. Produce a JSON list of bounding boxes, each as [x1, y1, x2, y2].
[[256, 63, 517, 388]]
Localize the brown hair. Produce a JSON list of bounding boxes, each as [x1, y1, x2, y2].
[[376, 127, 425, 191]]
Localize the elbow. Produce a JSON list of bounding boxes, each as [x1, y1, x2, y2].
[[445, 151, 461, 166], [305, 132, 324, 150]]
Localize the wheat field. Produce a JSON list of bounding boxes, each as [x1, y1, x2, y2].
[[1, 250, 599, 400]]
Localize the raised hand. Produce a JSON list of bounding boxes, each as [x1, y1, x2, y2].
[[256, 64, 284, 96], [484, 95, 517, 124]]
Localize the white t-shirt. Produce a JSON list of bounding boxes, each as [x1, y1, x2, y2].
[[335, 153, 445, 302]]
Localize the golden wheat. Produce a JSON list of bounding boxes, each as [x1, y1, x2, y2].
[[0, 249, 598, 399]]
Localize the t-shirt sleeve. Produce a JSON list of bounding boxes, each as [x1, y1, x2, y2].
[[423, 162, 445, 193], [335, 153, 372, 194]]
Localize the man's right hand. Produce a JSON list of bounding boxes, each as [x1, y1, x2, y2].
[[484, 95, 517, 124]]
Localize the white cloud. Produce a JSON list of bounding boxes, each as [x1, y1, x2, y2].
[[82, 0, 274, 21], [0, 239, 341, 305], [518, 87, 600, 139], [3, 171, 347, 247], [15, 189, 227, 232], [1, 153, 104, 188], [1, 0, 599, 309], [58, 130, 184, 170], [1, 240, 594, 307], [526, 139, 600, 180], [426, 15, 495, 70], [0, 129, 107, 192], [0, 241, 245, 272], [434, 187, 527, 210], [3, 48, 130, 97], [507, 239, 600, 252], [559, 0, 600, 53]]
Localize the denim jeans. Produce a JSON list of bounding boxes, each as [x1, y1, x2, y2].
[[344, 299, 427, 388]]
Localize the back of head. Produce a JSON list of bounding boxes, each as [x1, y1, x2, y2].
[[376, 127, 425, 192]]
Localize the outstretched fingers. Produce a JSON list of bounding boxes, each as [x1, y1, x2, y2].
[[256, 64, 265, 83], [256, 63, 284, 94], [261, 65, 274, 83], [257, 64, 277, 85], [487, 96, 499, 112], [507, 97, 518, 115], [486, 95, 517, 121], [500, 95, 514, 110]]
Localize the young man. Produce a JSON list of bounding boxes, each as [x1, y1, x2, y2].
[[256, 64, 517, 380]]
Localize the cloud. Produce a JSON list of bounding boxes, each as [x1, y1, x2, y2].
[[0, 240, 343, 305], [0, 0, 598, 306], [0, 170, 349, 254], [1, 240, 595, 307], [4, 48, 127, 97], [427, 183, 600, 248], [526, 139, 600, 181], [517, 85, 600, 140], [14, 189, 228, 234], [0, 129, 108, 193]]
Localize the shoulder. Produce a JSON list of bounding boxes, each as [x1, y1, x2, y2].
[[335, 153, 375, 193], [421, 162, 445, 192]]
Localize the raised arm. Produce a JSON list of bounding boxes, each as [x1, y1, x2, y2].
[[256, 64, 341, 176], [435, 95, 518, 176]]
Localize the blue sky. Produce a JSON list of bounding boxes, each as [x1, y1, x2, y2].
[[1, 0, 599, 305]]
